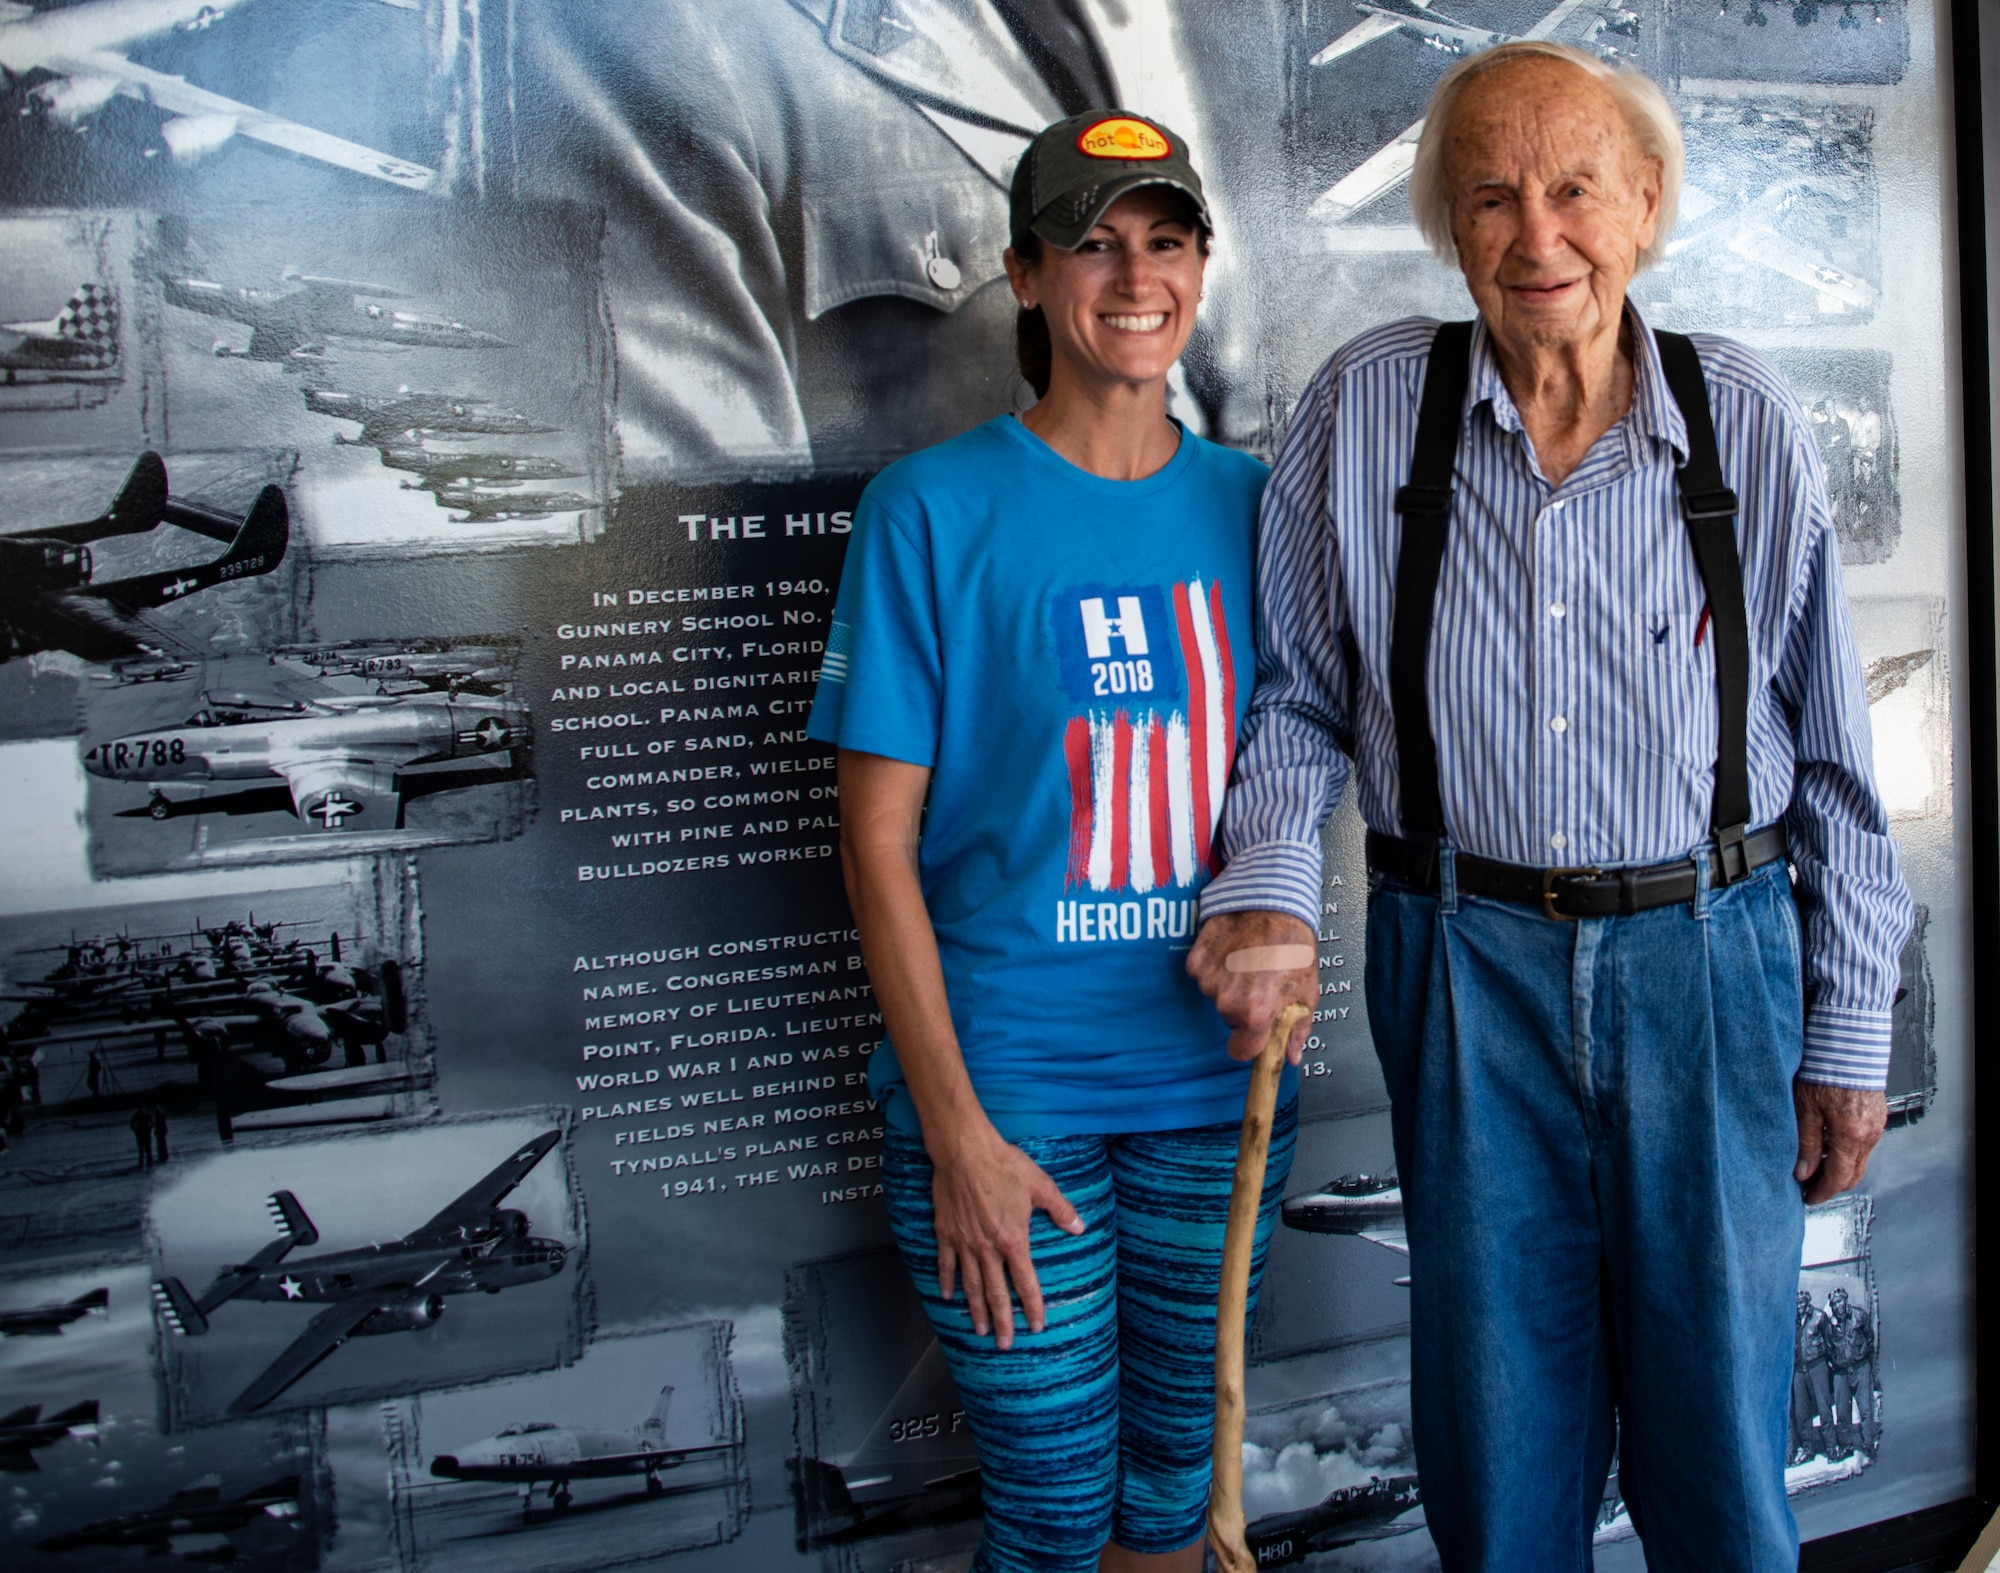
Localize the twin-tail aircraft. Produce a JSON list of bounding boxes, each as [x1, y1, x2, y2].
[[151, 1129, 567, 1413], [0, 451, 288, 665]]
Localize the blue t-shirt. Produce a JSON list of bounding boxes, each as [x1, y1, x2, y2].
[[808, 414, 1291, 1138]]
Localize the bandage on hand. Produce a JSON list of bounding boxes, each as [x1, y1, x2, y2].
[[1224, 944, 1316, 973]]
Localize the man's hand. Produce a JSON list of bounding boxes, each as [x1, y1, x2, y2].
[[1187, 910, 1319, 1064], [1793, 1081, 1887, 1205]]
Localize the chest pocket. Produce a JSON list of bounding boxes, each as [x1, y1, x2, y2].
[[1637, 605, 1716, 770], [1643, 606, 1711, 670], [801, 169, 1008, 321]]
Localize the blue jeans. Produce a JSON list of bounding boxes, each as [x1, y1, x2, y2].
[[1367, 856, 1805, 1572], [883, 1109, 1296, 1573]]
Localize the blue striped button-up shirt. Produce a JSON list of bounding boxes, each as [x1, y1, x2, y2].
[[1201, 312, 1912, 1089]]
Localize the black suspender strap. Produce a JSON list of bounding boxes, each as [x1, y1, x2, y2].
[[1389, 319, 1474, 847], [1386, 322, 1756, 881], [1652, 330, 1754, 871]]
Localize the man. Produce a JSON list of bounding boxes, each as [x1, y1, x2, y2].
[[1825, 1284, 1878, 1457], [1190, 40, 1909, 1572], [129, 1105, 152, 1170], [517, 0, 1277, 478], [1791, 1290, 1834, 1464]]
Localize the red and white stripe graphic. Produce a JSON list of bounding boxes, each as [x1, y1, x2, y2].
[[1063, 579, 1235, 892]]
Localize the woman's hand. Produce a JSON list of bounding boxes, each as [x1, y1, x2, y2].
[[929, 1123, 1083, 1350], [837, 750, 1084, 1347]]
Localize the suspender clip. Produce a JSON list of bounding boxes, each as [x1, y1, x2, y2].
[[1680, 487, 1738, 522], [1394, 484, 1452, 518], [1711, 822, 1751, 886]]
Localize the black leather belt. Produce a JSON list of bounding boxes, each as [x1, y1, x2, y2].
[[1365, 824, 1788, 922]]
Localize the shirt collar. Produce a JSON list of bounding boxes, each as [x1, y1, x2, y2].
[[1465, 303, 1688, 460]]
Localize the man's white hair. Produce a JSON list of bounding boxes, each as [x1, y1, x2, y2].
[[1408, 41, 1683, 272]]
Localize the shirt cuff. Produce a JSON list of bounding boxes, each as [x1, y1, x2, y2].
[[1198, 840, 1324, 933], [1798, 1005, 1894, 1090]]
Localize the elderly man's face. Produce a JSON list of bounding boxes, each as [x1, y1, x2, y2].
[[1444, 58, 1662, 356]]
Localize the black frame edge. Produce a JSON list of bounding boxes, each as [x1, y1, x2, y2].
[[1956, 0, 2000, 1547], [1803, 5, 1997, 1570]]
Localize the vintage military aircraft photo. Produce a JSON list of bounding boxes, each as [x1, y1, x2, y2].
[[0, 451, 288, 665], [152, 1128, 568, 1414], [437, 485, 600, 525], [0, 282, 118, 384], [1300, 0, 1879, 320], [82, 684, 527, 831], [0, 1401, 98, 1471], [0, 1287, 108, 1337], [1246, 1474, 1426, 1567], [801, 1338, 982, 1537], [274, 638, 518, 696], [382, 445, 582, 492], [1282, 1172, 1408, 1263], [165, 271, 509, 362], [33, 1472, 302, 1557], [429, 1384, 738, 1516], [0, 0, 435, 189], [0, 884, 429, 1248], [303, 385, 561, 447]]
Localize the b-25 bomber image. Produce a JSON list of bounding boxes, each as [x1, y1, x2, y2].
[[430, 1384, 737, 1516], [165, 273, 508, 361], [1, 452, 288, 665], [83, 686, 527, 830], [152, 1129, 568, 1412]]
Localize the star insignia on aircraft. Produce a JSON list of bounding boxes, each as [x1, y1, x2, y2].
[[278, 1276, 304, 1300], [161, 576, 200, 599], [307, 793, 362, 828], [472, 718, 510, 750]]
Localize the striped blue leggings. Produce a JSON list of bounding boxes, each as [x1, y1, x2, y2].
[[882, 1104, 1297, 1573]]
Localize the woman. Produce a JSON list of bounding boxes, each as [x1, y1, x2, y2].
[[805, 111, 1297, 1573]]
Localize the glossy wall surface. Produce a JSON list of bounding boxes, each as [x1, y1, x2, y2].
[[0, 2, 1976, 1569]]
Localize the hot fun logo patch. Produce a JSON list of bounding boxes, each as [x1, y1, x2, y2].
[[1050, 579, 1235, 894], [1076, 117, 1171, 161]]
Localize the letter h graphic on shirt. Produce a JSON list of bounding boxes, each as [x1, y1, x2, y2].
[[1054, 579, 1236, 892]]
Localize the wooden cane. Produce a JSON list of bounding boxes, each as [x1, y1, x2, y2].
[[1207, 1001, 1310, 1573]]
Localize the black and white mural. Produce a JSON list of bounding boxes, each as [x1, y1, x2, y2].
[[0, 2, 1974, 1569]]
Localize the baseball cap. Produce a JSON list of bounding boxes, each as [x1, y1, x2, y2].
[[1009, 111, 1211, 251]]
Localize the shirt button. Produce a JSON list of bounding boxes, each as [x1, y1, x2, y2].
[[1550, 832, 1569, 850], [926, 255, 963, 290], [1550, 716, 1568, 733], [1550, 602, 1567, 619]]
